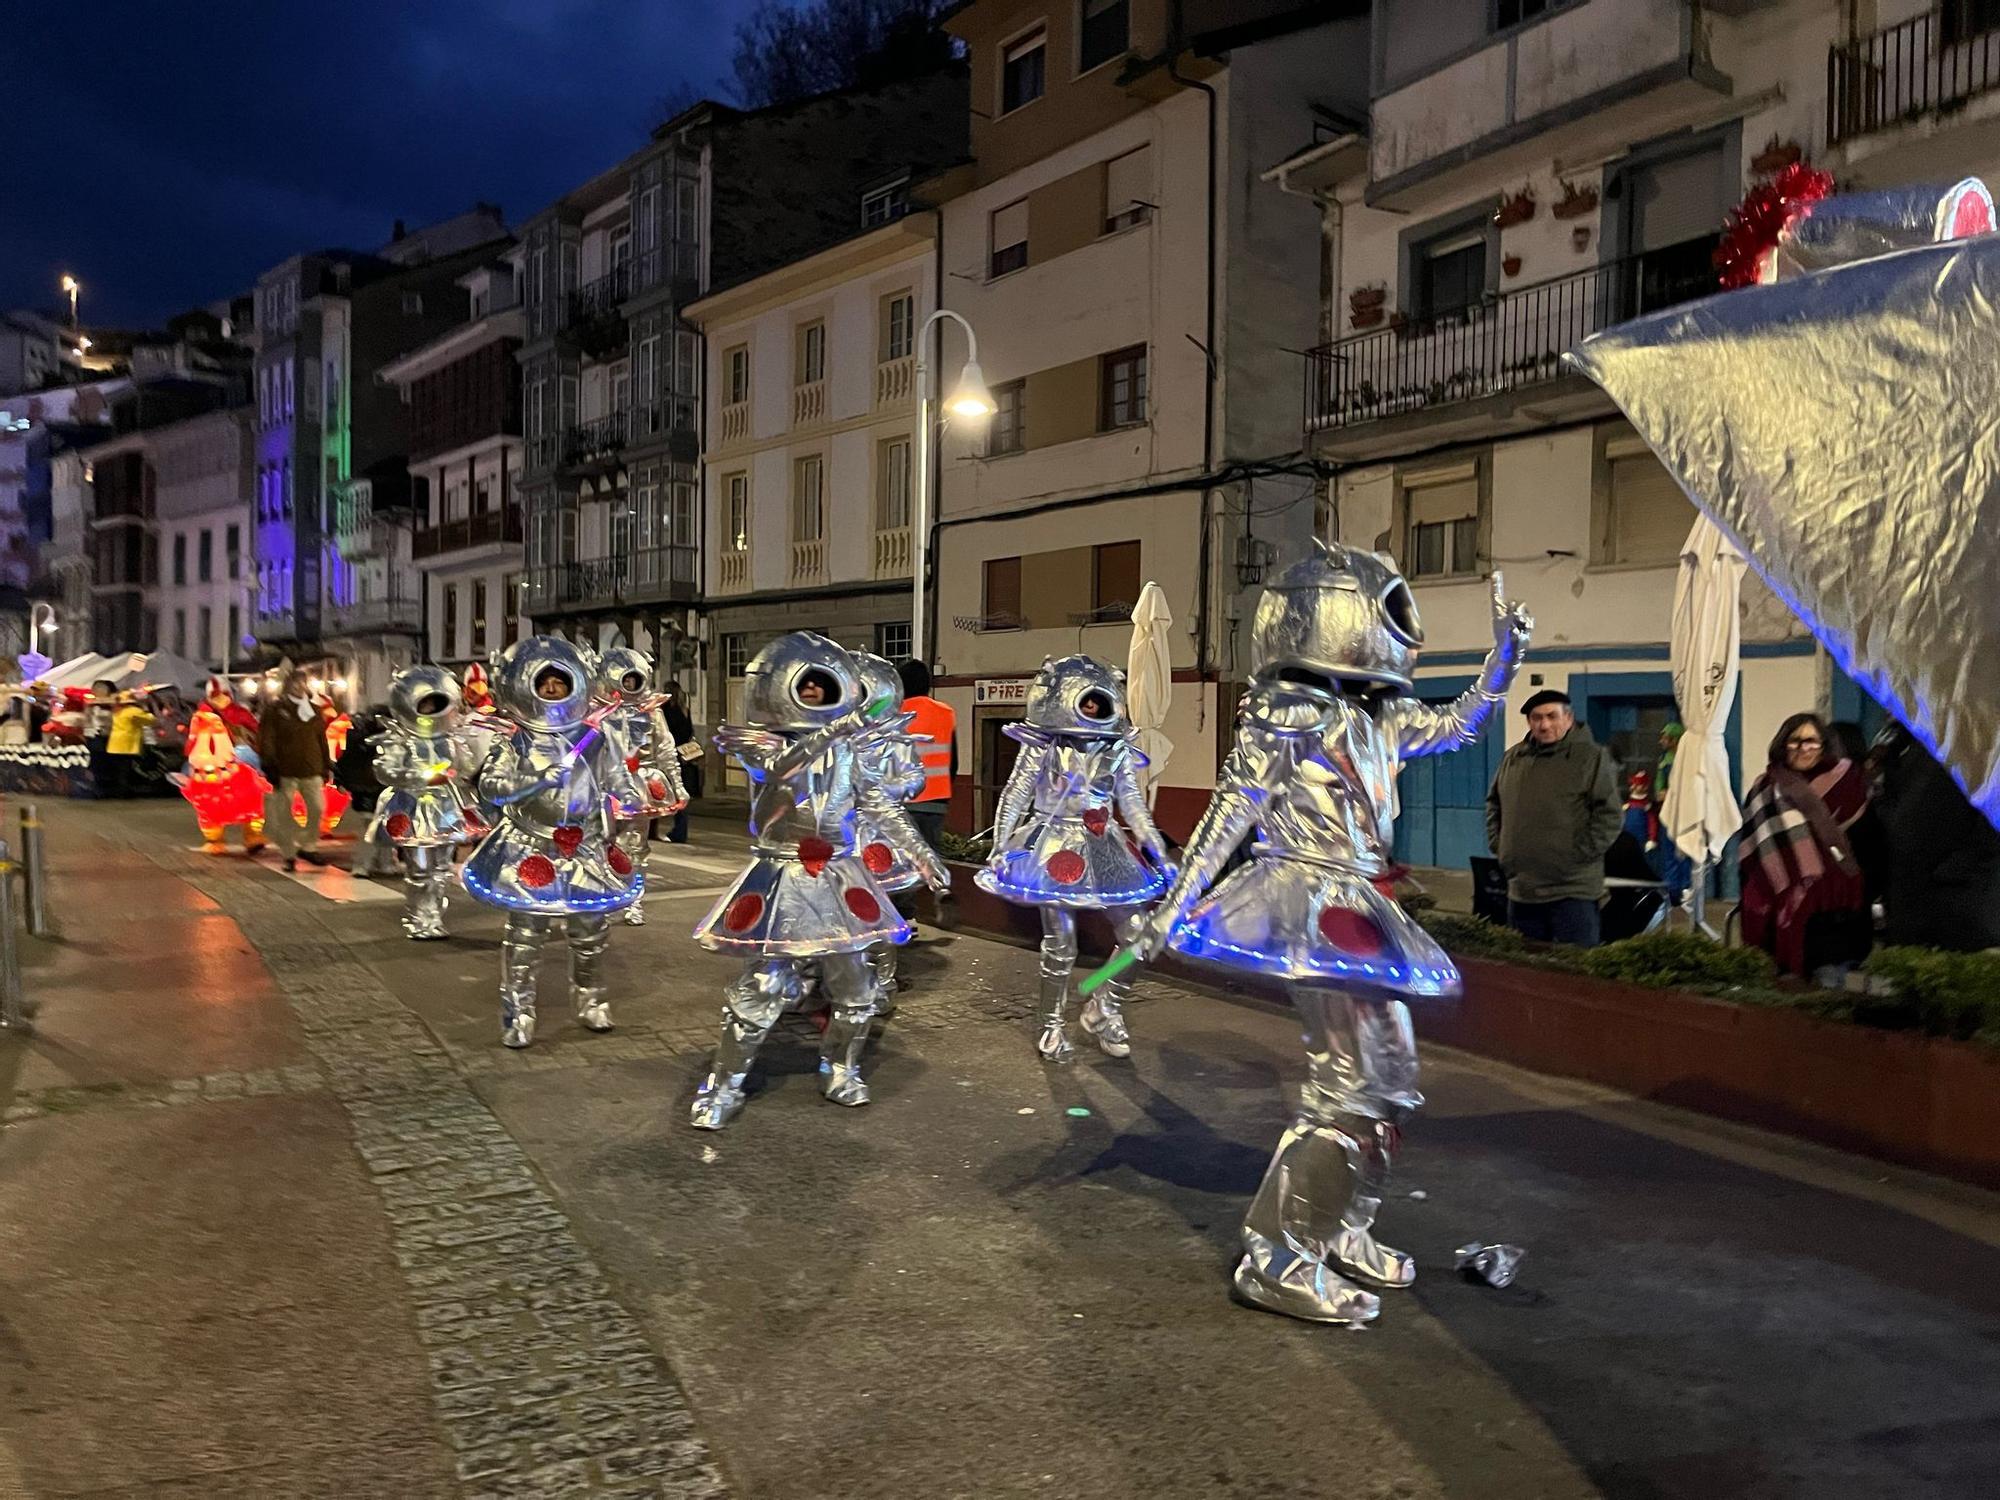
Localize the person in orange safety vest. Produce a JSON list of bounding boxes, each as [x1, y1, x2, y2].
[[896, 658, 956, 856]]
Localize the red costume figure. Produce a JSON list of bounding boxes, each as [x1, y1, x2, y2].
[[182, 698, 271, 851]]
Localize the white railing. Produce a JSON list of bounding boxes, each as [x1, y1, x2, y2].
[[873, 526, 911, 578], [875, 356, 914, 409], [792, 380, 825, 428], [717, 549, 750, 593], [720, 401, 750, 446], [789, 537, 826, 584]]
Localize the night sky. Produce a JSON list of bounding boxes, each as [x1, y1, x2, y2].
[[0, 1, 747, 329]]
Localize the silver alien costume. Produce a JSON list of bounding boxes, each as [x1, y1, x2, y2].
[[689, 632, 946, 1129], [463, 636, 639, 1049], [374, 665, 485, 940], [1131, 542, 1530, 1325], [977, 654, 1173, 1062], [848, 649, 944, 1002], [596, 645, 689, 929]]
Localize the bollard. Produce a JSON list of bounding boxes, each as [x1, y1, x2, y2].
[[20, 803, 49, 939], [0, 838, 28, 1035]]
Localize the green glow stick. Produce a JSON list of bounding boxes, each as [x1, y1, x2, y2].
[[1078, 945, 1141, 997]]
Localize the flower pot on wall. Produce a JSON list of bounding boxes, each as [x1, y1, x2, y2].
[[1493, 187, 1537, 228], [1502, 254, 1522, 277], [1551, 181, 1599, 220], [1752, 137, 1803, 175], [1572, 226, 1592, 253]]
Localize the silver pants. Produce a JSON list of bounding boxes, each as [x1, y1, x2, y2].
[[691, 951, 881, 1129], [613, 815, 650, 925], [401, 843, 451, 939], [1235, 984, 1423, 1325], [1036, 906, 1139, 1062], [499, 911, 612, 1048]]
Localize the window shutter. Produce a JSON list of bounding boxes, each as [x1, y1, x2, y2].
[[1609, 450, 1693, 564], [1104, 147, 1151, 223], [991, 199, 1028, 252]]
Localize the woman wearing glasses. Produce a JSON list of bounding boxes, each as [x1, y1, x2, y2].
[[1738, 712, 1872, 979]]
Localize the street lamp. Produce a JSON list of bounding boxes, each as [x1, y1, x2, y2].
[[59, 275, 78, 327], [28, 603, 57, 657], [910, 308, 994, 666]]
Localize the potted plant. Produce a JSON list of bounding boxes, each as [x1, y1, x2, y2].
[[1552, 179, 1599, 220], [1494, 185, 1537, 228]]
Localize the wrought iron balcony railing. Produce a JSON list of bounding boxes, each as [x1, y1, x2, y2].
[[1828, 7, 2000, 146], [566, 263, 630, 326], [1303, 242, 1718, 434], [523, 544, 697, 612], [559, 411, 628, 471], [411, 505, 524, 560], [324, 594, 422, 635]]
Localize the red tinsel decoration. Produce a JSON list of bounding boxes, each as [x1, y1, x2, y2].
[[1713, 162, 1835, 289]]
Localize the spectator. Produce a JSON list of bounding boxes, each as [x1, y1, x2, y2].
[[660, 681, 700, 845], [257, 667, 332, 872], [1828, 719, 1888, 908], [337, 704, 399, 878], [1873, 723, 2000, 950], [1738, 712, 1871, 979], [897, 658, 957, 853], [106, 691, 156, 798], [1485, 688, 1622, 947]]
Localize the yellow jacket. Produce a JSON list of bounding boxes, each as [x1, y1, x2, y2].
[[108, 704, 154, 756]]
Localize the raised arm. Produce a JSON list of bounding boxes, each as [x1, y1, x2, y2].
[[1112, 739, 1171, 865], [1386, 572, 1533, 758], [647, 708, 688, 806], [857, 779, 951, 892], [1130, 742, 1272, 958]]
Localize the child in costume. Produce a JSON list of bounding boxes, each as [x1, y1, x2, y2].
[[595, 646, 689, 928], [689, 632, 945, 1129], [1127, 542, 1530, 1326], [179, 677, 271, 851], [463, 637, 637, 1047], [977, 654, 1174, 1062], [373, 666, 485, 938]]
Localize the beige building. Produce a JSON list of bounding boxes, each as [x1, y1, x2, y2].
[[928, 0, 1367, 839], [687, 216, 935, 788]]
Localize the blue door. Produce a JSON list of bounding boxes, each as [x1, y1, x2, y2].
[[1828, 662, 1892, 747], [1393, 677, 1506, 870]]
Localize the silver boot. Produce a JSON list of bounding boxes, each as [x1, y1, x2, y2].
[[691, 961, 795, 1130], [817, 952, 880, 1107], [568, 913, 613, 1032], [869, 941, 899, 1016], [1080, 904, 1138, 1056], [500, 912, 544, 1049], [1036, 908, 1078, 1062], [618, 821, 648, 926], [402, 845, 449, 940]]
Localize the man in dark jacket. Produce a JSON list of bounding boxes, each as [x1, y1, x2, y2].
[[257, 668, 332, 871], [1485, 689, 1623, 946], [660, 681, 699, 844]]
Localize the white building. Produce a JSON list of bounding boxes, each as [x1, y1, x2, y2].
[[379, 259, 528, 670], [153, 406, 255, 670], [686, 214, 934, 786], [1261, 0, 1997, 874]]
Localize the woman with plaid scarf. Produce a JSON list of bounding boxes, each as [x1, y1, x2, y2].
[[1738, 712, 1871, 977]]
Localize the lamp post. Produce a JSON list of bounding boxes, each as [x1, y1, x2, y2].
[[28, 603, 56, 659], [59, 276, 78, 328], [910, 309, 995, 668]]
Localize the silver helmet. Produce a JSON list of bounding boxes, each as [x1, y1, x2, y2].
[[741, 631, 862, 731], [598, 645, 655, 701], [388, 664, 464, 737], [1251, 538, 1423, 691], [851, 650, 903, 721], [495, 635, 595, 730], [1024, 654, 1128, 736]]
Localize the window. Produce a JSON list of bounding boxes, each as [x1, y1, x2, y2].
[[173, 608, 187, 656], [227, 604, 240, 653], [1093, 540, 1141, 615], [675, 331, 699, 400], [528, 382, 545, 438], [1403, 463, 1481, 579], [1103, 146, 1152, 233], [882, 292, 915, 362], [862, 178, 909, 227], [502, 574, 522, 645], [198, 605, 212, 659], [724, 633, 750, 678], [472, 579, 489, 655], [1413, 224, 1488, 319], [1001, 27, 1047, 113], [172, 534, 187, 586], [792, 455, 825, 541], [983, 555, 1023, 624], [1493, 0, 1576, 28], [442, 584, 460, 658], [1100, 346, 1147, 429], [471, 286, 489, 318], [1943, 0, 2000, 44], [1600, 433, 1693, 566], [198, 529, 212, 583], [637, 336, 658, 409], [878, 437, 912, 529], [1079, 0, 1129, 72], [281, 459, 293, 518], [669, 482, 696, 547], [989, 380, 1026, 455], [726, 472, 750, 551], [878, 620, 912, 661], [638, 187, 660, 255], [676, 180, 700, 242], [725, 345, 750, 404], [990, 199, 1029, 278], [796, 322, 826, 385], [1613, 138, 1729, 318], [226, 524, 241, 578], [611, 362, 630, 417], [283, 359, 295, 417]]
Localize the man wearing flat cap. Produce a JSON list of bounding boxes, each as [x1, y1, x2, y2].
[[1485, 688, 1622, 946]]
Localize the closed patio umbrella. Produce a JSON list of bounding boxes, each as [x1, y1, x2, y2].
[[1126, 580, 1174, 806]]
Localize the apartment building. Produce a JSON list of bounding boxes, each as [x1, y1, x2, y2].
[[153, 406, 254, 670], [380, 257, 528, 669], [515, 68, 967, 704], [687, 213, 936, 786], [929, 0, 1367, 838], [1261, 0, 2000, 874]]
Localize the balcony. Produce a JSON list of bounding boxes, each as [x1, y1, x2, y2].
[[412, 505, 524, 561], [720, 401, 750, 446], [562, 265, 630, 357], [559, 411, 628, 475], [524, 544, 698, 613], [873, 526, 911, 579], [789, 537, 826, 585], [629, 397, 699, 463], [1304, 245, 1715, 445], [1829, 9, 2000, 147], [1368, 0, 1727, 207], [717, 548, 751, 594], [324, 594, 422, 636], [631, 247, 700, 308], [875, 356, 914, 409], [792, 380, 825, 428]]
